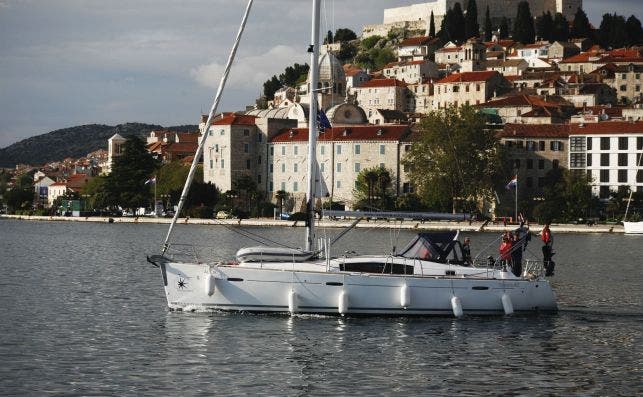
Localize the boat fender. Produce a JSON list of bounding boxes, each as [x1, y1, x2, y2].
[[338, 291, 348, 315], [451, 296, 463, 318], [205, 274, 215, 296], [400, 284, 411, 309], [501, 293, 514, 315], [288, 289, 297, 314]]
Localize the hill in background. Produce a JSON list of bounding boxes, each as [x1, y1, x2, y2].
[[0, 123, 198, 168]]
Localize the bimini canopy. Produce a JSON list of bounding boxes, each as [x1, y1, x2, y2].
[[398, 232, 462, 263]]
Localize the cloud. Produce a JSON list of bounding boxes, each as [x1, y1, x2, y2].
[[190, 45, 307, 90]]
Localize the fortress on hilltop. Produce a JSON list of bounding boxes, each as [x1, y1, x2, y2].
[[363, 0, 582, 38]]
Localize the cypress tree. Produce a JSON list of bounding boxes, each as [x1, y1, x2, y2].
[[499, 17, 510, 39], [464, 0, 480, 39], [625, 15, 643, 46], [429, 11, 436, 38], [513, 1, 535, 44], [438, 8, 453, 42], [571, 7, 592, 39], [484, 6, 493, 41], [552, 13, 570, 42], [451, 2, 466, 42], [600, 13, 628, 48], [536, 12, 554, 42]]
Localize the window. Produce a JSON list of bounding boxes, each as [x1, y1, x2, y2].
[[210, 159, 213, 169], [476, 84, 481, 91], [570, 137, 586, 151], [618, 153, 628, 166], [293, 182, 298, 192], [587, 137, 593, 150], [526, 159, 534, 169], [587, 153, 592, 167], [269, 182, 273, 192], [600, 137, 610, 150], [620, 85, 627, 92], [539, 141, 545, 151], [294, 163, 298, 173], [405, 144, 411, 152], [601, 153, 609, 166], [320, 145, 325, 155], [599, 186, 610, 199], [639, 137, 643, 150], [246, 159, 251, 169], [270, 146, 274, 156], [550, 141, 563, 151], [281, 163, 285, 173], [600, 169, 609, 182], [215, 144, 219, 152], [538, 159, 545, 169], [257, 134, 263, 143], [355, 144, 361, 155], [294, 145, 298, 155], [220, 129, 225, 136], [269, 164, 273, 173], [354, 163, 361, 172], [618, 170, 627, 183], [281, 182, 286, 191], [257, 175, 262, 184], [380, 145, 385, 155], [526, 141, 536, 151], [619, 137, 628, 150], [281, 146, 286, 155], [570, 153, 585, 168], [336, 180, 341, 188], [336, 145, 342, 155], [221, 159, 225, 169], [336, 163, 342, 172], [244, 143, 249, 153]]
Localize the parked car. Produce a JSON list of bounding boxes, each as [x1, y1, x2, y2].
[[216, 210, 234, 219]]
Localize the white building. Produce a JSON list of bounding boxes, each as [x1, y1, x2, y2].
[[105, 133, 126, 175]]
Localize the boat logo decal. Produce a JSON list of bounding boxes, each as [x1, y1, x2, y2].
[[177, 278, 187, 289]]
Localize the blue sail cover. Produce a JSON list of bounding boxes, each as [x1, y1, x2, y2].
[[398, 232, 461, 263]]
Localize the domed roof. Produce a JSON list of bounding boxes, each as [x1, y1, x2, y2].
[[326, 102, 367, 124], [308, 52, 345, 83]]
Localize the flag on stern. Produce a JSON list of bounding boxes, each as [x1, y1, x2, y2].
[[317, 109, 332, 132], [505, 175, 517, 190]]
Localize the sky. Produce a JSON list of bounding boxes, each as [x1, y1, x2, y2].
[[0, 0, 641, 148]]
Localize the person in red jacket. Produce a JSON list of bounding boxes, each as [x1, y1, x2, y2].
[[499, 232, 513, 271], [541, 223, 555, 276]]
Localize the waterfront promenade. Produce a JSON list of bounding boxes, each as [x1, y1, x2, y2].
[[1, 214, 623, 233]]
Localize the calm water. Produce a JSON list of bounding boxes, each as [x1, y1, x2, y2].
[[0, 219, 641, 396]]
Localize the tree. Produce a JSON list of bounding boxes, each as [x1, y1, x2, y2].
[[429, 11, 436, 38], [232, 174, 258, 212], [464, 0, 479, 39], [354, 167, 394, 210], [535, 12, 554, 42], [571, 7, 592, 39], [439, 3, 465, 43], [625, 15, 643, 46], [334, 28, 357, 42], [533, 169, 600, 223], [402, 106, 506, 213], [336, 42, 358, 63], [263, 75, 281, 100], [104, 136, 158, 211], [552, 13, 570, 42], [483, 6, 493, 41], [513, 1, 535, 44], [499, 17, 510, 39], [262, 63, 309, 100], [4, 172, 34, 213], [599, 13, 628, 49]]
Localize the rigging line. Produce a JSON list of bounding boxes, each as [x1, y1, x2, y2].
[[211, 219, 296, 248], [161, 0, 254, 255]]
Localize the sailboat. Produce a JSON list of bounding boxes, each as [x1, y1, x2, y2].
[[147, 0, 557, 316], [623, 149, 643, 234]]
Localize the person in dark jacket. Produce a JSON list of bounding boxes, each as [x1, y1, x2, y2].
[[511, 231, 523, 277]]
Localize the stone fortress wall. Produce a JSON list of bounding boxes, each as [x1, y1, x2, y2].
[[363, 0, 582, 38]]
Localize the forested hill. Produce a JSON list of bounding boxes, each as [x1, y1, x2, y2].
[[0, 123, 198, 167]]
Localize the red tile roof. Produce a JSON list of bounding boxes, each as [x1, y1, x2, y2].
[[569, 121, 643, 135], [270, 125, 411, 143], [212, 113, 257, 126], [436, 71, 500, 83], [399, 36, 439, 47], [357, 78, 407, 88], [498, 124, 570, 138], [436, 46, 462, 53]]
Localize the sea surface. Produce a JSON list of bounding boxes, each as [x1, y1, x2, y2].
[[0, 219, 641, 396]]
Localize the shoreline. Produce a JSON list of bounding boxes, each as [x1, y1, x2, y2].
[[1, 214, 624, 234]]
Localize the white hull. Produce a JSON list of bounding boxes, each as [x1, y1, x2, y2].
[[158, 258, 557, 316], [623, 221, 643, 234]]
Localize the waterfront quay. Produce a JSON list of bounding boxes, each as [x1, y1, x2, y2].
[[1, 214, 623, 234]]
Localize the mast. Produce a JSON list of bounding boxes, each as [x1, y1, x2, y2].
[[305, 0, 321, 252], [623, 149, 643, 222], [161, 0, 254, 254]]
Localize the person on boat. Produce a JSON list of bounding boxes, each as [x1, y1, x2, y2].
[[511, 231, 523, 277], [462, 237, 472, 266], [540, 223, 555, 276], [499, 233, 513, 271]]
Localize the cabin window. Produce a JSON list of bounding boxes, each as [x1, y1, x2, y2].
[[339, 262, 414, 275]]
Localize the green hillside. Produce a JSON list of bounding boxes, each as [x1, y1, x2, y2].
[[0, 123, 197, 167]]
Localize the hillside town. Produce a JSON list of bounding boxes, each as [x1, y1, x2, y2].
[[1, 0, 642, 223]]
